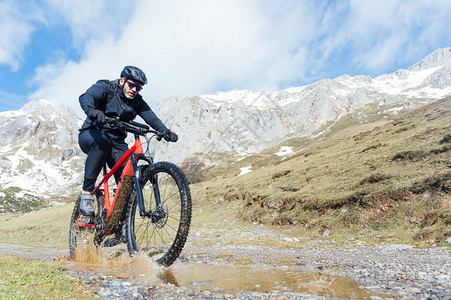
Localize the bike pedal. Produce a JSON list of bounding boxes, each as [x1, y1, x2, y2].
[[77, 215, 95, 229]]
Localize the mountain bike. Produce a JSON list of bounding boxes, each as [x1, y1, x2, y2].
[[69, 118, 192, 267]]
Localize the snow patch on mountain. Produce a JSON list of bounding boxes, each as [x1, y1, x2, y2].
[[239, 166, 252, 176], [275, 146, 294, 157]]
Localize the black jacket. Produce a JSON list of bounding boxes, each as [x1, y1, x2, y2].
[[79, 79, 168, 139]]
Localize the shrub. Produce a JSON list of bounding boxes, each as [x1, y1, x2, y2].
[[392, 150, 427, 161], [439, 134, 451, 144], [180, 156, 207, 184]]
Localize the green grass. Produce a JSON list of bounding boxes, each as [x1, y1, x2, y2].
[[0, 254, 80, 299]]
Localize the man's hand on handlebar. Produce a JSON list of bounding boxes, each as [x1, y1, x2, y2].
[[163, 129, 178, 142], [157, 130, 178, 142], [88, 109, 106, 124]]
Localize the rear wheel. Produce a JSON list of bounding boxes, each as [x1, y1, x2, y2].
[[125, 162, 192, 267], [69, 193, 103, 260], [69, 196, 95, 259]]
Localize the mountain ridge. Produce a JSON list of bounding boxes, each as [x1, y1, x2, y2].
[[0, 48, 450, 209], [154, 47, 451, 161]]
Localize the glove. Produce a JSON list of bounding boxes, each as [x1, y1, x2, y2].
[[87, 109, 106, 124], [163, 130, 178, 142]]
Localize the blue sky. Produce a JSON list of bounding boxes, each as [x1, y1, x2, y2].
[[0, 0, 450, 115]]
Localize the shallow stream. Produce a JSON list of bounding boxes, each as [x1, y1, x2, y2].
[[67, 247, 382, 298], [0, 242, 386, 298]]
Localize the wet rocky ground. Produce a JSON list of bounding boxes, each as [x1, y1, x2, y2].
[[183, 242, 450, 299], [61, 241, 450, 299], [2, 223, 450, 299]]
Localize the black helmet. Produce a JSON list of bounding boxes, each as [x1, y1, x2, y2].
[[120, 66, 147, 85]]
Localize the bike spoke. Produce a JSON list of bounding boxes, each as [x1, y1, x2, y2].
[[136, 220, 149, 246], [163, 222, 178, 236], [166, 200, 182, 213], [168, 214, 181, 224]]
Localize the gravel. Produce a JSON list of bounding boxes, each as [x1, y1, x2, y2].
[[2, 232, 450, 299], [59, 239, 450, 299]]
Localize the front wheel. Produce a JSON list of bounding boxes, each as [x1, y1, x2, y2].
[[125, 162, 192, 267]]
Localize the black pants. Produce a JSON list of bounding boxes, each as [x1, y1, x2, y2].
[[78, 129, 128, 192]]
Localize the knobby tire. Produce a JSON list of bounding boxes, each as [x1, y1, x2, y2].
[[125, 162, 192, 267], [69, 194, 103, 258], [68, 197, 81, 258]]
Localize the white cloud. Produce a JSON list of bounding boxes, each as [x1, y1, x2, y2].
[[325, 0, 451, 73], [25, 0, 451, 116], [41, 0, 134, 49], [30, 0, 271, 114], [0, 1, 44, 70], [29, 0, 329, 114]]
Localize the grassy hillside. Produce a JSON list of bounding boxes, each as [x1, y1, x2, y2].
[[0, 204, 72, 248], [0, 97, 449, 249], [196, 96, 451, 244]]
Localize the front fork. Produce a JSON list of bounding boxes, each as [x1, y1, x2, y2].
[[131, 153, 162, 219]]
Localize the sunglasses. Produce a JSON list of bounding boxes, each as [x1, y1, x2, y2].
[[126, 80, 143, 92]]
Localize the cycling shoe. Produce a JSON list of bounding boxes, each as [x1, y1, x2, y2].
[[79, 193, 95, 216]]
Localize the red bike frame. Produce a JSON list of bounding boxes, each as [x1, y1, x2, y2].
[[91, 139, 144, 222]]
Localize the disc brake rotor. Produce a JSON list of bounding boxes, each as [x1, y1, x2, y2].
[[154, 203, 168, 229]]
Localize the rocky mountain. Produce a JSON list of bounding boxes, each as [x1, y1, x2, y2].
[[0, 48, 450, 209], [154, 48, 451, 162], [0, 100, 83, 211]]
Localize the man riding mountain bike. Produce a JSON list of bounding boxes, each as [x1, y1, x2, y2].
[[77, 66, 178, 229]]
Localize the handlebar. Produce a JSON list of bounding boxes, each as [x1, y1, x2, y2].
[[104, 117, 164, 139]]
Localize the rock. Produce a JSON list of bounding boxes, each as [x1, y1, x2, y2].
[[383, 244, 414, 250]]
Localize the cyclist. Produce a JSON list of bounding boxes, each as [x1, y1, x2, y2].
[[77, 66, 178, 221]]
